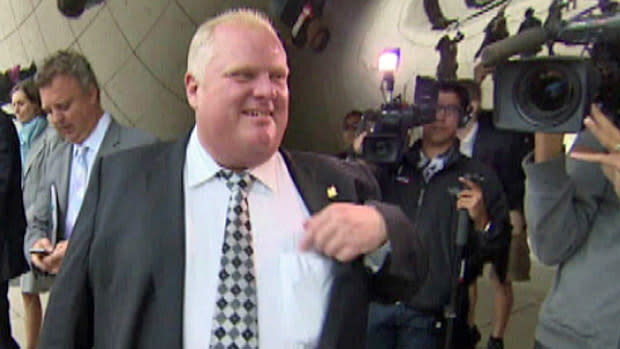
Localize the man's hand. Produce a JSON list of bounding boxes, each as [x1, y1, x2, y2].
[[570, 104, 620, 198], [30, 239, 68, 274], [46, 241, 69, 274], [457, 177, 489, 230], [300, 203, 387, 262], [30, 238, 54, 271]]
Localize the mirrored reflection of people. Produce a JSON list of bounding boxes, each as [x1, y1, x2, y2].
[[517, 7, 543, 58], [474, 7, 509, 60], [38, 9, 427, 348], [458, 79, 533, 349], [0, 108, 29, 349], [524, 104, 620, 348], [11, 79, 61, 349], [337, 110, 362, 159], [436, 31, 464, 82], [424, 0, 456, 30]]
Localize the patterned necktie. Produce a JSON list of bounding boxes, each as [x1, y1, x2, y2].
[[65, 145, 89, 239], [211, 170, 258, 349]]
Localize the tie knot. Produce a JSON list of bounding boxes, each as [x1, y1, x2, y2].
[[75, 145, 89, 159], [217, 169, 254, 193]]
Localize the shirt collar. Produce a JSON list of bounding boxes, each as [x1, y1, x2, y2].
[[460, 120, 479, 145], [76, 112, 111, 154], [186, 126, 278, 192]]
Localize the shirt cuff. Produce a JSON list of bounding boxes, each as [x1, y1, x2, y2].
[[364, 240, 392, 273]]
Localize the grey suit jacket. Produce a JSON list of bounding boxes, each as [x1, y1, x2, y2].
[[24, 118, 157, 257], [22, 124, 62, 225], [38, 136, 428, 348]]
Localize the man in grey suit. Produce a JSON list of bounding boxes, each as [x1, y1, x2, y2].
[[39, 9, 427, 348], [25, 50, 156, 275]]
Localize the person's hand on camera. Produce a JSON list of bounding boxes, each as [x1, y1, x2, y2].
[[352, 131, 367, 155], [300, 203, 387, 262], [570, 104, 620, 198], [457, 177, 490, 230]]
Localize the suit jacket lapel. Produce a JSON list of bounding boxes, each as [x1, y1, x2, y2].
[[57, 144, 72, 223], [98, 119, 121, 155], [280, 149, 329, 214]]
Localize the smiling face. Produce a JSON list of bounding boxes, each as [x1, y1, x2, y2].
[[11, 89, 40, 124], [185, 21, 289, 170]]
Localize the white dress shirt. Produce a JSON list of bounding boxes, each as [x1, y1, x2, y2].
[[459, 120, 479, 158], [183, 128, 333, 349], [64, 113, 111, 238]]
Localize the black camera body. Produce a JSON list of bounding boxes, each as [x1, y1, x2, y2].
[[361, 103, 435, 164], [493, 57, 599, 133], [362, 76, 438, 164]]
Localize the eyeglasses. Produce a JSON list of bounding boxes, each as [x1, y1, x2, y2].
[[435, 105, 462, 117]]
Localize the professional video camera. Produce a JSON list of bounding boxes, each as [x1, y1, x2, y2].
[[361, 49, 438, 164], [481, 0, 620, 133]]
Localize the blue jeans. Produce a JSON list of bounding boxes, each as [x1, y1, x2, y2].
[[367, 302, 441, 349]]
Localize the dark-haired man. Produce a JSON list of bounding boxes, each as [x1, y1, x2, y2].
[[367, 81, 511, 349]]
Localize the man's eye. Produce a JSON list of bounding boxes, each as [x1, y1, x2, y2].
[[271, 73, 286, 81]]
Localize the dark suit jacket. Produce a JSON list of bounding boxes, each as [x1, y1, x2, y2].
[[39, 136, 427, 348], [472, 112, 533, 211], [0, 115, 28, 281]]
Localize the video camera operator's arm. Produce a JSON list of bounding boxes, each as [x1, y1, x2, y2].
[[524, 109, 611, 265]]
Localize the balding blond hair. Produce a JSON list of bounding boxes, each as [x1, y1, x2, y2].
[[187, 8, 279, 82]]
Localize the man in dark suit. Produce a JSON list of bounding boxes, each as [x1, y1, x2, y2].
[[0, 111, 29, 348], [39, 8, 427, 349]]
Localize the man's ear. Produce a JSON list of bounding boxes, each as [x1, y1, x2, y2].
[[87, 84, 99, 105], [185, 72, 199, 110]]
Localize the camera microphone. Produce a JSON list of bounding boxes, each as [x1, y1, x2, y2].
[[481, 26, 550, 67]]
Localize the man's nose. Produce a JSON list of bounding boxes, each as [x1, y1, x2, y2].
[[253, 74, 278, 98]]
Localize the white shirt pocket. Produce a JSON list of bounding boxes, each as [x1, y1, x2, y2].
[[279, 251, 333, 348]]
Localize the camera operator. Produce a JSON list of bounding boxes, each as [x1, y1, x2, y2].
[[367, 81, 511, 349], [524, 104, 620, 349]]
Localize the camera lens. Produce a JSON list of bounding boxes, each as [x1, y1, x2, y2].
[[529, 72, 570, 111], [514, 62, 581, 127]]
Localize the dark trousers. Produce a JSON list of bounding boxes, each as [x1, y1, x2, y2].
[[367, 302, 441, 349], [0, 280, 18, 349]]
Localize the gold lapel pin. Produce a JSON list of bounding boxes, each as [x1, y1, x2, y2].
[[326, 185, 338, 200]]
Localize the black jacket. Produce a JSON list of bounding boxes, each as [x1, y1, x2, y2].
[[472, 112, 532, 211], [373, 140, 511, 313], [0, 114, 28, 281]]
